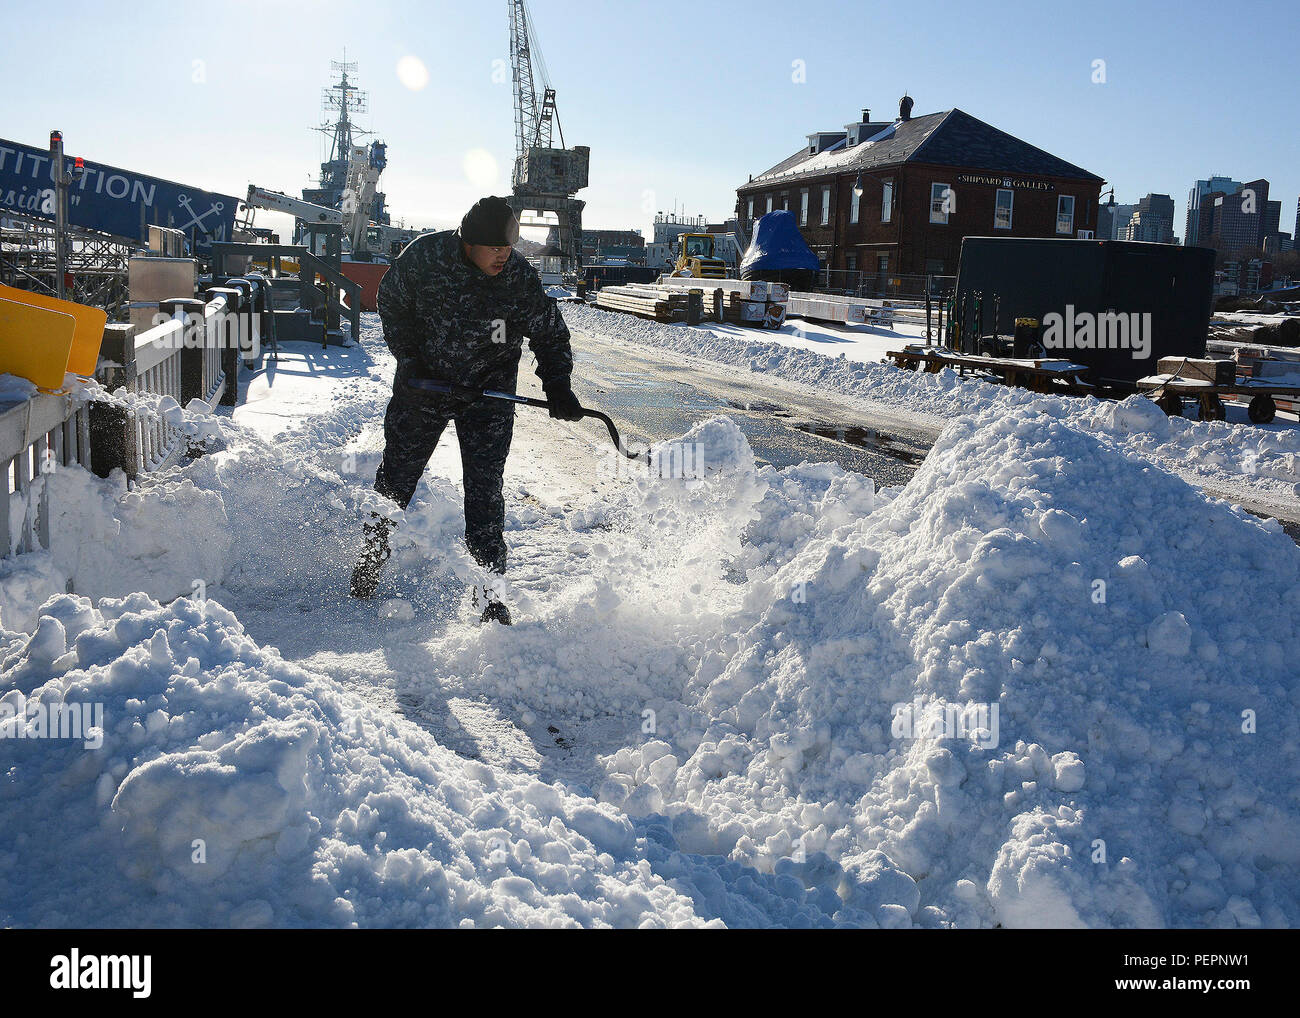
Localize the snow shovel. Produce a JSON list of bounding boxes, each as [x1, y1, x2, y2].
[[403, 378, 651, 464]]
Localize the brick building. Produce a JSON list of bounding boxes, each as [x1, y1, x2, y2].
[[735, 98, 1104, 279]]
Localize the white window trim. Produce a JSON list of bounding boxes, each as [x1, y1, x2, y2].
[[882, 179, 894, 223], [820, 186, 831, 226], [800, 189, 809, 226], [1057, 195, 1075, 235], [930, 182, 950, 225], [850, 186, 860, 224], [995, 188, 1014, 230], [747, 198, 754, 221], [766, 196, 773, 214]]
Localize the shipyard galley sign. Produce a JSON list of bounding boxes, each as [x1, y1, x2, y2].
[[0, 137, 239, 255], [957, 173, 1055, 192]]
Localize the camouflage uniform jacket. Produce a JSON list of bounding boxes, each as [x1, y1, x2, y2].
[[377, 229, 573, 393]]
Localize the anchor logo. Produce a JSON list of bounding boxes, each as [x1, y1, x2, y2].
[[176, 193, 225, 235]]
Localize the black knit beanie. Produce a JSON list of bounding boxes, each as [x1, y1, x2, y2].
[[460, 196, 520, 247]]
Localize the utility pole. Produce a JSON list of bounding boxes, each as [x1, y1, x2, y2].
[[48, 130, 84, 300]]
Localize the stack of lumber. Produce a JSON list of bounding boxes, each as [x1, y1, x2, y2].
[[786, 292, 896, 328], [593, 284, 693, 322], [653, 277, 788, 329], [1156, 356, 1236, 386]]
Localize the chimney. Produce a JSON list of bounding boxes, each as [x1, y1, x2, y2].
[[899, 94, 913, 121], [861, 108, 871, 123]]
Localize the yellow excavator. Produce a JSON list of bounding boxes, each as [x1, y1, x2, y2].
[[671, 233, 728, 278]]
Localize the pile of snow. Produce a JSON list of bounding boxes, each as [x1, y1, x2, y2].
[[0, 463, 229, 633], [625, 404, 1300, 927], [0, 592, 725, 927]]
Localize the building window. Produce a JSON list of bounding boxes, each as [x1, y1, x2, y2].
[[850, 184, 860, 224], [821, 186, 831, 226], [782, 193, 789, 211], [846, 253, 857, 272], [995, 189, 1014, 230], [877, 254, 890, 275], [930, 182, 951, 224], [766, 196, 773, 215], [800, 189, 809, 226], [1057, 195, 1075, 234], [747, 198, 754, 222], [882, 179, 894, 223]]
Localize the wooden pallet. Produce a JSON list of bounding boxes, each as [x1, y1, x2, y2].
[[887, 345, 1092, 394]]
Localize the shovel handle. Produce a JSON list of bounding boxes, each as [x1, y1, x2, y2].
[[406, 379, 649, 463]]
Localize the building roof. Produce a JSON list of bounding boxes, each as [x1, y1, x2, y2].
[[738, 109, 1103, 193]]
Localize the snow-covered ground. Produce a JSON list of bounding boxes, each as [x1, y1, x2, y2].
[[2, 313, 1298, 928]]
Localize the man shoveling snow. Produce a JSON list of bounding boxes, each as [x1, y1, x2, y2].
[[350, 196, 584, 624]]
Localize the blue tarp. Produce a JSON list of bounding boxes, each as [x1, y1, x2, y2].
[[740, 210, 820, 275]]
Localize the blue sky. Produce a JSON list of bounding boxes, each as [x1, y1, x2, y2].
[[3, 0, 1297, 244]]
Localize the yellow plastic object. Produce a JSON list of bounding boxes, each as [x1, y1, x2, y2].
[[0, 297, 77, 390], [0, 284, 107, 376]]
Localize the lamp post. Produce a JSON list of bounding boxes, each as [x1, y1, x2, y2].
[[1098, 186, 1116, 240], [48, 130, 85, 300]]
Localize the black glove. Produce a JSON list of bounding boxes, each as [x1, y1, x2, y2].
[[543, 381, 584, 422]]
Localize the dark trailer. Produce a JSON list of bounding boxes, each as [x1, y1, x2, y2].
[[954, 237, 1216, 389]]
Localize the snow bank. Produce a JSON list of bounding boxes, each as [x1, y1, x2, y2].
[[646, 405, 1300, 927]]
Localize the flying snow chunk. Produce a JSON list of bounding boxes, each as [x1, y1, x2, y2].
[[380, 598, 415, 621]]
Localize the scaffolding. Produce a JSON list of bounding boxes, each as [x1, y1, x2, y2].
[[0, 211, 132, 319]]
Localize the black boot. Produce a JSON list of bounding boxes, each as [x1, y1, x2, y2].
[[471, 576, 512, 625], [350, 514, 393, 598], [480, 601, 513, 626]]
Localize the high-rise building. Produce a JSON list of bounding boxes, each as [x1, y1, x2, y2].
[[1186, 176, 1244, 247], [1199, 179, 1275, 257], [1123, 194, 1176, 243], [1263, 232, 1293, 255], [1097, 201, 1135, 241]]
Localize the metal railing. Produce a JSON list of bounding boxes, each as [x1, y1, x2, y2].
[[125, 291, 237, 474], [0, 392, 92, 558], [0, 260, 264, 575], [812, 270, 955, 301]]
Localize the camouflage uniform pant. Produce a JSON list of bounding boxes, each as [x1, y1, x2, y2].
[[373, 377, 515, 574]]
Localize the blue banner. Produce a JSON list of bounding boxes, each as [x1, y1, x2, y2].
[[0, 137, 239, 256]]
